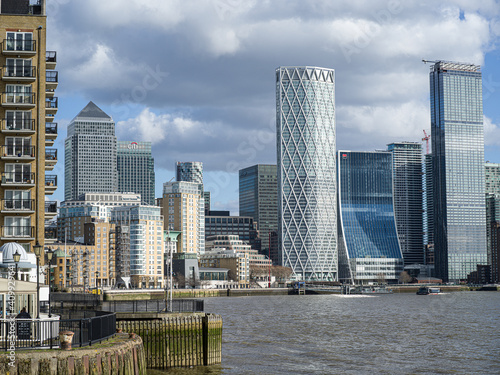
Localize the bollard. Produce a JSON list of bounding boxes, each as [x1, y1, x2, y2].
[[59, 330, 75, 350]]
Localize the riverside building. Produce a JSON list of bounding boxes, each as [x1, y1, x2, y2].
[[337, 151, 404, 284], [429, 61, 487, 281], [0, 0, 58, 252], [276, 66, 337, 281]]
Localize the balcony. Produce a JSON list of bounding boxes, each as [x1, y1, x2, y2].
[[45, 97, 58, 116], [45, 175, 57, 195], [46, 71, 58, 91], [2, 66, 36, 82], [1, 118, 35, 134], [1, 199, 34, 214], [1, 172, 35, 187], [45, 113, 55, 122], [1, 225, 35, 240], [45, 148, 57, 170], [45, 123, 57, 145], [2, 39, 36, 56], [46, 51, 57, 70], [45, 201, 57, 219], [1, 145, 35, 160], [2, 92, 35, 108]]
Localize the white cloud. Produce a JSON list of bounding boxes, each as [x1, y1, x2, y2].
[[484, 116, 500, 146]]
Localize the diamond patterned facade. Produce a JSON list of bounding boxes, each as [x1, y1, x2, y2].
[[276, 67, 337, 281]]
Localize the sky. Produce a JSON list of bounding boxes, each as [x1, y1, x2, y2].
[[46, 0, 500, 214]]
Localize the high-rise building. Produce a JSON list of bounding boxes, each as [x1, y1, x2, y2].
[[205, 211, 260, 251], [337, 151, 404, 284], [117, 141, 155, 205], [276, 66, 337, 281], [387, 142, 424, 265], [423, 153, 434, 249], [64, 101, 117, 201], [429, 61, 487, 281], [485, 163, 500, 283], [239, 164, 278, 258], [162, 181, 204, 254], [0, 0, 57, 253], [176, 161, 203, 184]]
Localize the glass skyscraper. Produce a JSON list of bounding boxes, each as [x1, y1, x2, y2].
[[117, 141, 155, 205], [430, 61, 487, 281], [276, 66, 337, 281], [176, 161, 203, 184], [337, 151, 404, 284], [65, 102, 117, 201], [239, 164, 277, 258], [387, 142, 424, 265]]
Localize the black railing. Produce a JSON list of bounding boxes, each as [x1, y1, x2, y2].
[[1, 145, 35, 158], [45, 201, 57, 213], [50, 292, 101, 308], [1, 172, 35, 185], [3, 39, 36, 53], [45, 97, 58, 109], [45, 148, 57, 160], [102, 299, 204, 313], [2, 118, 35, 132], [0, 311, 115, 350], [46, 51, 57, 64], [45, 122, 57, 135], [2, 66, 36, 79], [2, 92, 35, 105], [46, 70, 58, 83], [1, 225, 34, 238], [1, 199, 34, 211], [45, 174, 57, 187]]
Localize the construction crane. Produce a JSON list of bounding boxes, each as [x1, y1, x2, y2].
[[422, 130, 431, 154]]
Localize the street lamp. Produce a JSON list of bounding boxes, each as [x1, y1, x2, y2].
[[95, 270, 99, 289], [13, 249, 21, 281], [46, 249, 53, 318], [33, 241, 43, 319]]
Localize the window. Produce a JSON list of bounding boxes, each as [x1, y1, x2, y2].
[[4, 190, 31, 210], [5, 111, 32, 131], [4, 216, 31, 237], [5, 84, 32, 104], [5, 32, 33, 52], [5, 58, 32, 78]]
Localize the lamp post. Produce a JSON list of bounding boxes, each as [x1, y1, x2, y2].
[[33, 241, 42, 319], [95, 270, 99, 289], [13, 249, 21, 281], [46, 249, 53, 318]]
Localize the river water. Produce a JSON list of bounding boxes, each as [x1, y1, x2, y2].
[[149, 291, 500, 375]]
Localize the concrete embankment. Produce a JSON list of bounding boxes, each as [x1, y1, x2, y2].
[[0, 333, 146, 375]]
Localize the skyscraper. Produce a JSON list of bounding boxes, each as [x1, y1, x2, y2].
[[430, 61, 487, 281], [65, 101, 117, 201], [387, 142, 424, 265], [176, 161, 203, 184], [337, 151, 404, 284], [0, 0, 57, 252], [276, 66, 337, 281], [423, 153, 434, 248], [117, 141, 155, 205], [239, 164, 277, 258]]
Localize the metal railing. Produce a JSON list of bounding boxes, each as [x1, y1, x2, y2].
[[1, 225, 34, 238], [45, 97, 58, 109], [45, 175, 57, 187], [2, 39, 36, 53], [1, 172, 35, 185], [45, 201, 57, 213], [46, 70, 58, 83], [102, 299, 204, 313], [1, 199, 34, 211], [46, 51, 57, 64], [2, 66, 36, 79], [2, 118, 35, 132], [46, 122, 57, 135], [45, 148, 57, 160], [0, 311, 115, 350], [0, 145, 35, 158], [2, 92, 35, 105]]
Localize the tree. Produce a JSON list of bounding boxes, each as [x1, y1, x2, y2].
[[250, 265, 268, 281], [376, 273, 386, 285], [398, 271, 413, 284], [173, 274, 186, 288], [271, 266, 293, 282]]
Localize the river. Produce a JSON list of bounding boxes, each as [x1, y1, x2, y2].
[[149, 291, 500, 374]]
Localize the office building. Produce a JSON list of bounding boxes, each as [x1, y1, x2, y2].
[[239, 164, 278, 258], [176, 161, 203, 184], [117, 141, 155, 205], [276, 66, 337, 281], [337, 151, 404, 284], [387, 142, 424, 265], [429, 61, 487, 281], [0, 0, 58, 253], [163, 181, 205, 254], [423, 154, 434, 248], [205, 211, 260, 251], [64, 101, 117, 201]]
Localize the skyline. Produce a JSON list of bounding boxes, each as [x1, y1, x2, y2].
[[46, 1, 500, 213]]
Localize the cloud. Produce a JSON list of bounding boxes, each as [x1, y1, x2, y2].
[[484, 116, 500, 146]]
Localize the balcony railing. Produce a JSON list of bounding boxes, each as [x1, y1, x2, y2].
[[45, 122, 57, 135], [46, 51, 57, 64], [2, 118, 35, 132], [2, 66, 36, 79], [1, 172, 35, 185], [1, 145, 35, 158], [1, 225, 34, 238], [2, 39, 36, 53], [1, 199, 34, 211], [45, 201, 57, 213], [45, 148, 57, 161], [2, 92, 35, 105], [45, 97, 58, 109], [46, 71, 58, 83], [45, 175, 57, 187]]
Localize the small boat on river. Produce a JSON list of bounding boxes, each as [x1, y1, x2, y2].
[[416, 286, 441, 295], [341, 285, 393, 295]]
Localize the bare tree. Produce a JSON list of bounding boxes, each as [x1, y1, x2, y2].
[[398, 271, 413, 284], [174, 274, 186, 288], [250, 265, 268, 281], [272, 266, 293, 282], [376, 273, 386, 285]]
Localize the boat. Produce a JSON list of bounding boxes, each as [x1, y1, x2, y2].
[[416, 286, 441, 295], [341, 285, 393, 295]]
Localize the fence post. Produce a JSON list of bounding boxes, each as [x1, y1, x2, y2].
[[202, 314, 208, 366]]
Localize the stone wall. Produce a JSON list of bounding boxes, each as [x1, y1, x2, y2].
[[0, 333, 146, 375]]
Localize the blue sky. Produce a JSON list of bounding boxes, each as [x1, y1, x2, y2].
[[46, 0, 500, 214]]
